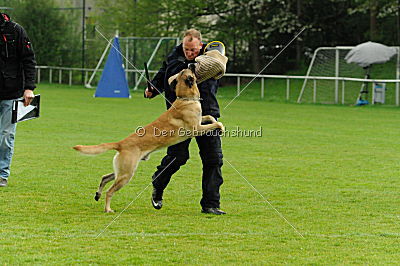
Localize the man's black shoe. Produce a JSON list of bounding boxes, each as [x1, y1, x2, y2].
[[151, 188, 163, 210], [201, 208, 226, 215], [0, 178, 8, 187]]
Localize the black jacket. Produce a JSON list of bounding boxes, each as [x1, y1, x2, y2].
[[149, 44, 221, 118], [0, 13, 36, 100]]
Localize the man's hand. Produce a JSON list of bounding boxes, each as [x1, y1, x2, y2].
[[144, 87, 153, 98], [23, 90, 35, 106]]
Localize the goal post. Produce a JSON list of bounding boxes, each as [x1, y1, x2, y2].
[[397, 47, 400, 105]]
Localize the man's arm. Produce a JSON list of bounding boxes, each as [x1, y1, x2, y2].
[[17, 24, 36, 106], [144, 61, 167, 98], [17, 25, 36, 91]]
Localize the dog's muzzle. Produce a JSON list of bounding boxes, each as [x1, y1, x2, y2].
[[188, 63, 196, 73]]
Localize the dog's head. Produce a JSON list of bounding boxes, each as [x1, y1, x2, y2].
[[170, 67, 199, 98]]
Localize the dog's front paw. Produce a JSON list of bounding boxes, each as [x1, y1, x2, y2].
[[207, 115, 217, 123], [217, 122, 225, 132]]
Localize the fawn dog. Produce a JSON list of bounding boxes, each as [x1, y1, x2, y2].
[[73, 66, 224, 212]]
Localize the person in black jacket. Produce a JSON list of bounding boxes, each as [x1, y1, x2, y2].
[[144, 29, 226, 215], [0, 13, 36, 187]]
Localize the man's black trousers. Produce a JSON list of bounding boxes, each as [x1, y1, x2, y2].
[[152, 133, 223, 208]]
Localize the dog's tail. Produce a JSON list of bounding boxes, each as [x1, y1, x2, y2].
[[73, 142, 119, 155]]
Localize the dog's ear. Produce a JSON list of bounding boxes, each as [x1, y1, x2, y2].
[[170, 79, 178, 91], [185, 76, 194, 88]]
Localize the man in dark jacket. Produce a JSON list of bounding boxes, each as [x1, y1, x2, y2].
[[0, 13, 36, 187], [144, 29, 225, 215]]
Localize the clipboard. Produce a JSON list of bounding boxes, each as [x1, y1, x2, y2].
[[12, 94, 40, 124]]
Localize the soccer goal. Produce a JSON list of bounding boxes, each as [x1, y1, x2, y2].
[[86, 36, 179, 90], [297, 46, 400, 105]]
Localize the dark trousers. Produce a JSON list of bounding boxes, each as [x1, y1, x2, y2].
[[152, 133, 223, 208]]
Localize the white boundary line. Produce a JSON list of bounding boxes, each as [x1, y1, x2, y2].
[[4, 231, 399, 239]]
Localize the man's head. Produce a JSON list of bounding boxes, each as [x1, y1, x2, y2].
[[182, 29, 202, 61]]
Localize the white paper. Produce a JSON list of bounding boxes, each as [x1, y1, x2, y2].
[[17, 101, 36, 121]]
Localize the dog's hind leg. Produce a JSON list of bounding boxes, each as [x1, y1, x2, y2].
[[104, 151, 140, 213], [95, 173, 115, 201]]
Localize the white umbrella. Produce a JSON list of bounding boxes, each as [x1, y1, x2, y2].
[[345, 41, 398, 105], [345, 41, 397, 68]]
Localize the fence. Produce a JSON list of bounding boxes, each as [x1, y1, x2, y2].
[[35, 66, 400, 106]]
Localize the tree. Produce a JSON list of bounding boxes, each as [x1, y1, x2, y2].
[[9, 0, 81, 66], [200, 0, 302, 73], [3, 0, 393, 73], [348, 0, 398, 44]]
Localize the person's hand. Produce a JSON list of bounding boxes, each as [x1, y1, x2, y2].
[[23, 90, 35, 106], [144, 87, 153, 98]]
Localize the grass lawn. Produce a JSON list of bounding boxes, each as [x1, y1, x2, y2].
[[1, 83, 400, 264]]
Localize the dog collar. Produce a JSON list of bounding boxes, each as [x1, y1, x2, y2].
[[176, 97, 202, 101]]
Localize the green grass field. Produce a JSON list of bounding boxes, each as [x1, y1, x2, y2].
[[1, 83, 400, 264]]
